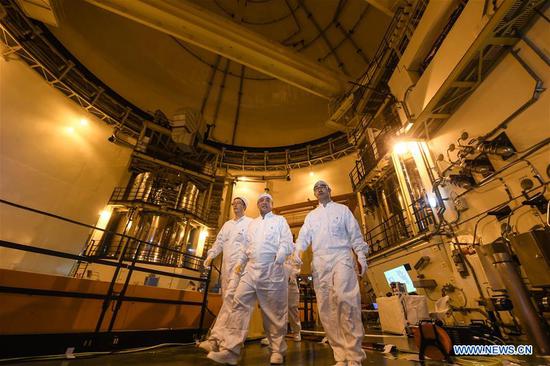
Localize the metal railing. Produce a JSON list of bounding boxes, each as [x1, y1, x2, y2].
[[0, 198, 213, 340], [0, 0, 145, 138], [365, 195, 435, 255], [330, 0, 429, 123], [91, 232, 204, 272], [109, 186, 208, 222], [349, 125, 397, 190], [216, 133, 354, 172], [0, 1, 355, 172]]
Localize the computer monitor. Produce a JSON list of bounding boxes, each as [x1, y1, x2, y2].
[[383, 265, 416, 293]]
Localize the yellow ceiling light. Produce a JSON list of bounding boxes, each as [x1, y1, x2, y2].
[[393, 141, 409, 155]]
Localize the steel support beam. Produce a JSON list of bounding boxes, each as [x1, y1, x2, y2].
[[365, 0, 395, 17], [86, 0, 349, 99]]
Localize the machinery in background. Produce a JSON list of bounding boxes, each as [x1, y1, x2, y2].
[[339, 0, 550, 354], [477, 229, 550, 355]]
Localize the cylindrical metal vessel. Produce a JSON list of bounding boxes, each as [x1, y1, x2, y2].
[[489, 238, 550, 355]]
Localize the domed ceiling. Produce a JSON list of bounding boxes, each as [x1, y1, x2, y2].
[[46, 0, 393, 148]]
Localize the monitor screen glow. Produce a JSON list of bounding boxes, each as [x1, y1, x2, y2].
[[383, 265, 416, 293]]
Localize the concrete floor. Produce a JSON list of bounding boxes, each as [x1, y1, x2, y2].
[[5, 337, 549, 366], [3, 341, 418, 366]]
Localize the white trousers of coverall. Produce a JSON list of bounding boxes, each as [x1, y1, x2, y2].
[[288, 278, 301, 334], [312, 250, 365, 363], [209, 269, 241, 344], [221, 261, 288, 356]]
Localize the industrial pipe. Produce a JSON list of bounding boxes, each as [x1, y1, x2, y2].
[[489, 238, 550, 355]]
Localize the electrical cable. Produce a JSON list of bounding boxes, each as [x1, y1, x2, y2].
[[473, 335, 498, 345], [454, 138, 549, 199], [455, 181, 549, 228], [453, 356, 505, 366], [482, 333, 507, 345], [0, 342, 195, 363], [546, 200, 550, 227], [423, 288, 439, 302], [457, 287, 468, 308], [462, 254, 486, 302]]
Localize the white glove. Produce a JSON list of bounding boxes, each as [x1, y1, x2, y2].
[[274, 249, 287, 265], [203, 255, 213, 268], [292, 250, 303, 266], [357, 253, 367, 277]]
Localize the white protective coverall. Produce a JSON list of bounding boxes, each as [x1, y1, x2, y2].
[[205, 214, 253, 345], [285, 259, 302, 337], [296, 201, 368, 364], [220, 211, 294, 357]]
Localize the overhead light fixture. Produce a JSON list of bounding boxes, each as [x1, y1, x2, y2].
[[80, 118, 89, 126], [393, 141, 409, 155], [98, 210, 111, 219]]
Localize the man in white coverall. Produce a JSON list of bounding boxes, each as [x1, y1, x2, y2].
[[295, 180, 368, 366], [199, 197, 253, 353], [260, 257, 301, 346], [207, 193, 294, 365]]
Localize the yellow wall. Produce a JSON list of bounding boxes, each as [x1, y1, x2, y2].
[[0, 56, 132, 275]]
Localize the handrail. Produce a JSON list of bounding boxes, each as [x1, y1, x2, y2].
[[0, 198, 213, 336], [1, 197, 205, 266], [108, 186, 210, 223], [365, 194, 435, 255], [349, 124, 397, 190], [0, 2, 354, 172]]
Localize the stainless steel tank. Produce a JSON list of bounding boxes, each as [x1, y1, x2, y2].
[[131, 172, 153, 201]]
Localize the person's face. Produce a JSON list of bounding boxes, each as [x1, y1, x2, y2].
[[313, 183, 331, 201], [257, 196, 273, 215], [232, 198, 245, 216]]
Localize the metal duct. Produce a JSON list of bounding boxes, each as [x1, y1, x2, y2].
[[509, 229, 550, 288], [475, 244, 506, 292]]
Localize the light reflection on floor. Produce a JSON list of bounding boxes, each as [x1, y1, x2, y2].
[[4, 335, 548, 365]]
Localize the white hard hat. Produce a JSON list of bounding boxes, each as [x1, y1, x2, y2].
[[257, 192, 273, 201], [233, 196, 248, 208], [314, 180, 330, 190]]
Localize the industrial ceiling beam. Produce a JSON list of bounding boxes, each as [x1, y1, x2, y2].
[[364, 0, 396, 17], [86, 0, 349, 99]]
